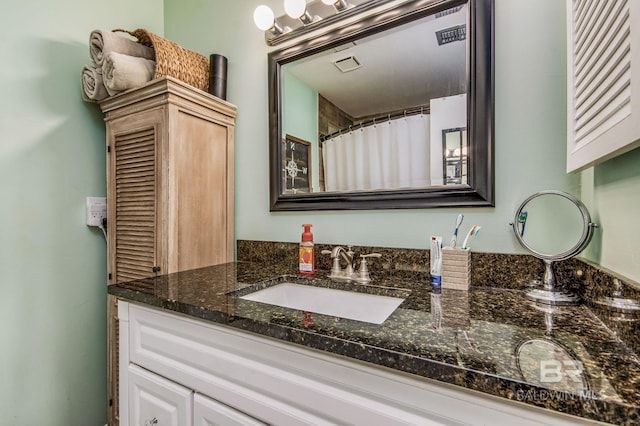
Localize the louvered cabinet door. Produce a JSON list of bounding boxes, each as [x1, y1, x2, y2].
[[107, 108, 164, 285], [566, 0, 640, 171]]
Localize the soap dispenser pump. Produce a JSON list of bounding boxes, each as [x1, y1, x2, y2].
[[299, 224, 314, 276]]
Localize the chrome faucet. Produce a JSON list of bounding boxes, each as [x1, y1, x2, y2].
[[321, 246, 381, 283]]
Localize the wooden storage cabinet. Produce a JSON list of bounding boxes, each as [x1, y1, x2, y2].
[[101, 76, 237, 284], [100, 77, 236, 425]]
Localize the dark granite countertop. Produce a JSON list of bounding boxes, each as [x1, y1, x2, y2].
[[108, 261, 640, 425]]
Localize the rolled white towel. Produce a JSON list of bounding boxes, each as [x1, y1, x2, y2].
[[102, 51, 156, 96], [89, 29, 154, 67], [80, 64, 110, 102]]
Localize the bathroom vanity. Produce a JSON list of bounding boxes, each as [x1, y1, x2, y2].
[[109, 260, 640, 426]]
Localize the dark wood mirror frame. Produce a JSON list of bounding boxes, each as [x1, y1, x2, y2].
[[269, 0, 494, 211]]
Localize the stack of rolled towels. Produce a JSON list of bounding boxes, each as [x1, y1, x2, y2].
[[81, 30, 156, 102]]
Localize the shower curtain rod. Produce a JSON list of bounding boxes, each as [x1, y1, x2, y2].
[[321, 105, 430, 142]]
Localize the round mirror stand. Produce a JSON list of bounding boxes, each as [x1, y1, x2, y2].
[[511, 191, 598, 306], [525, 259, 581, 305]]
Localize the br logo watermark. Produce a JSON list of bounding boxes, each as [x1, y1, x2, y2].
[[540, 360, 584, 384], [516, 359, 596, 402]]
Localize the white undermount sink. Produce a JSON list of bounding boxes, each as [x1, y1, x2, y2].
[[240, 282, 404, 324]]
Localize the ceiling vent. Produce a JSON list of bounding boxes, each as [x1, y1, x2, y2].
[[435, 24, 466, 46], [333, 56, 361, 73]]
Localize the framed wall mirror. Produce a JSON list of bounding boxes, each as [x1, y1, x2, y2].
[[269, 0, 494, 211]]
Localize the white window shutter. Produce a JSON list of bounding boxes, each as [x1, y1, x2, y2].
[[566, 0, 640, 172]]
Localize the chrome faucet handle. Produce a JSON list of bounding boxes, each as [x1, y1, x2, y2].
[[361, 253, 382, 258], [355, 253, 381, 283]]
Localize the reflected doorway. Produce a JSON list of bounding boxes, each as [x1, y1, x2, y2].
[[443, 127, 467, 185]]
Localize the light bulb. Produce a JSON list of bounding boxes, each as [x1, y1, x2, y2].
[[253, 5, 275, 31], [321, 0, 335, 4], [284, 0, 307, 19]]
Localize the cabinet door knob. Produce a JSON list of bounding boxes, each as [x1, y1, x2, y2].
[[146, 417, 158, 426]]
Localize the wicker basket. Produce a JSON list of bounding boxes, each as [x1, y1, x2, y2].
[[115, 28, 209, 92]]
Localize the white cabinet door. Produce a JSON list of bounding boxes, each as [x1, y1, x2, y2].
[[128, 364, 193, 426], [566, 0, 640, 171], [193, 393, 267, 426]]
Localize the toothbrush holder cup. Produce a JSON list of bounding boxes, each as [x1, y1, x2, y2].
[[441, 248, 471, 291]]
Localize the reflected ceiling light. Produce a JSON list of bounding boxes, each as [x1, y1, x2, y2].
[[321, 0, 351, 12], [284, 0, 317, 25], [253, 5, 289, 35]]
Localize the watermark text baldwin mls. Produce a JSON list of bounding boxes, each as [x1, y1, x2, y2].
[[516, 389, 596, 402]]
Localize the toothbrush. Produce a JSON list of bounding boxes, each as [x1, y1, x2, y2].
[[517, 211, 528, 237], [461, 225, 481, 250], [448, 213, 464, 248]]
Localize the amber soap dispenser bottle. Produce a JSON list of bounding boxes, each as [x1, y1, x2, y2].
[[299, 224, 315, 276]]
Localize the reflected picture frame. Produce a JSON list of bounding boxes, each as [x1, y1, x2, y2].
[[282, 134, 312, 194]]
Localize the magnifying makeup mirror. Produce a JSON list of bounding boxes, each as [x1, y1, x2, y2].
[[511, 190, 598, 305]]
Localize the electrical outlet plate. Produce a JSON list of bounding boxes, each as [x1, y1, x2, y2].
[[86, 197, 107, 227]]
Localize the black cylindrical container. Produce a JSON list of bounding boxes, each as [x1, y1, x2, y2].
[[209, 54, 228, 100]]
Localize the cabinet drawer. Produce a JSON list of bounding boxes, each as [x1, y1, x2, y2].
[[194, 393, 267, 426], [128, 364, 193, 426]]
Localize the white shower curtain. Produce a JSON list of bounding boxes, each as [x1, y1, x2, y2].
[[322, 114, 430, 192]]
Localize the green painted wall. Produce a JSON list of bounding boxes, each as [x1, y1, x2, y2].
[[0, 1, 163, 424], [581, 148, 640, 282], [282, 70, 319, 191], [282, 70, 317, 144]]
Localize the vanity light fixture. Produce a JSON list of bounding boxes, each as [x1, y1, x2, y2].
[[255, 0, 385, 46], [321, 0, 351, 12], [253, 5, 290, 36]]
